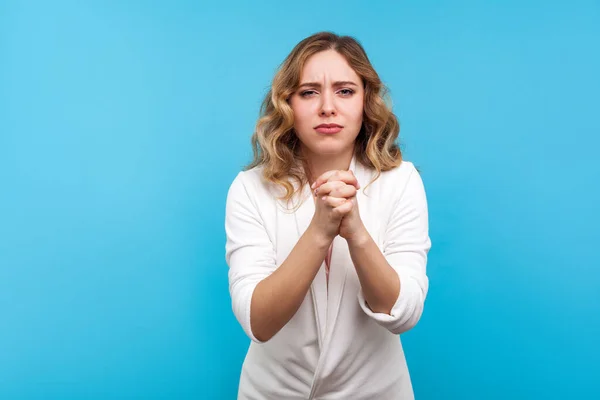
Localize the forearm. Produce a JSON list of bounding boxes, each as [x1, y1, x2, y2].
[[250, 224, 331, 342], [348, 231, 400, 315]]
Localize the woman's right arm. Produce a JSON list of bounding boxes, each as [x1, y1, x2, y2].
[[225, 173, 355, 343], [248, 224, 331, 342]]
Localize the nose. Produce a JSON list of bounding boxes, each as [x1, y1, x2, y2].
[[319, 90, 336, 117]]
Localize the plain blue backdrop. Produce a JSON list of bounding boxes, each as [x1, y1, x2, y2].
[[1, 0, 599, 399]]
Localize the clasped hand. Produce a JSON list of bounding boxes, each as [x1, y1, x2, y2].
[[310, 169, 368, 244]]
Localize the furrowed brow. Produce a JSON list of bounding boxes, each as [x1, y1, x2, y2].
[[297, 80, 359, 89]]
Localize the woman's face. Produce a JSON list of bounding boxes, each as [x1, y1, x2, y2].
[[289, 50, 364, 158]]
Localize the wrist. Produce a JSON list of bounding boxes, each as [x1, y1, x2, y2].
[[306, 223, 335, 250], [346, 226, 371, 248]]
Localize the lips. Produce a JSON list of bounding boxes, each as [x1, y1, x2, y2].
[[315, 123, 343, 134]]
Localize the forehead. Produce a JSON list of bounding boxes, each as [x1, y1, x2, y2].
[[300, 50, 360, 82]]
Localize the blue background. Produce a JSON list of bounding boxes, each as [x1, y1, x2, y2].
[[1, 0, 599, 399]]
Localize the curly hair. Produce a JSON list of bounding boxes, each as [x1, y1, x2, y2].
[[246, 31, 402, 201]]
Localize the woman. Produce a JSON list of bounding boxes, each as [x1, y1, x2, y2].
[[225, 31, 431, 400]]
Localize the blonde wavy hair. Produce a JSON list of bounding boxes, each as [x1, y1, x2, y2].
[[246, 31, 402, 201]]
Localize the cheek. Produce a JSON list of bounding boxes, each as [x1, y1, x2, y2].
[[292, 103, 315, 128], [349, 100, 364, 125]]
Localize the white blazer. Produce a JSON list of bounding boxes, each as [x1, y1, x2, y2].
[[225, 156, 431, 400]]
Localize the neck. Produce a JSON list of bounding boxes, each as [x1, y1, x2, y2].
[[301, 146, 355, 184]]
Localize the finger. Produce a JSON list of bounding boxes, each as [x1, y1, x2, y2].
[[311, 170, 339, 189], [313, 180, 345, 197], [350, 170, 360, 189], [332, 200, 353, 217], [329, 184, 356, 199], [334, 170, 359, 189], [313, 170, 360, 190], [321, 196, 347, 208]]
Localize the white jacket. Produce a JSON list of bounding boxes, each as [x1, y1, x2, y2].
[[225, 157, 431, 399]]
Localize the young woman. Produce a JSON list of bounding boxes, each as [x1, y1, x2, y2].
[[225, 31, 431, 400]]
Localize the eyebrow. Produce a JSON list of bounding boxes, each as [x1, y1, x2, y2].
[[297, 81, 359, 89]]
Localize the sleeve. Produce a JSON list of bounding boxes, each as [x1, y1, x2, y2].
[[357, 164, 432, 334], [224, 173, 276, 343]]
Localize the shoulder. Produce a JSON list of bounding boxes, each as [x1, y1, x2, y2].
[[379, 160, 419, 183], [227, 165, 278, 205], [367, 160, 424, 201], [229, 165, 264, 190]]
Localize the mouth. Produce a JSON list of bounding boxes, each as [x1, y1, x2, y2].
[[314, 123, 343, 134]]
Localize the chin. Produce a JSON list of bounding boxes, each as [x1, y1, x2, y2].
[[312, 143, 353, 156]]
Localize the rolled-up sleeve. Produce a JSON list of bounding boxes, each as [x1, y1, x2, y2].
[[225, 173, 275, 343], [357, 165, 431, 334]]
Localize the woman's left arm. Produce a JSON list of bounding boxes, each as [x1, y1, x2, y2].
[[350, 166, 431, 335], [346, 229, 400, 315], [315, 165, 431, 335]]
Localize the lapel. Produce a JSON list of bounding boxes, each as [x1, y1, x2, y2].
[[291, 182, 328, 349], [322, 234, 347, 348]]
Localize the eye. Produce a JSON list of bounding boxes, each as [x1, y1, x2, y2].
[[300, 90, 317, 97], [338, 88, 355, 96]]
